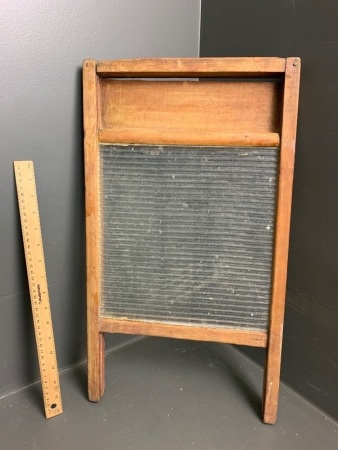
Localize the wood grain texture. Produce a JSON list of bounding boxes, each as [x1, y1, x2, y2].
[[99, 80, 281, 146], [83, 57, 301, 423], [14, 161, 63, 419], [99, 129, 280, 147], [263, 57, 301, 424], [83, 59, 105, 402], [97, 57, 286, 78], [99, 318, 268, 347]]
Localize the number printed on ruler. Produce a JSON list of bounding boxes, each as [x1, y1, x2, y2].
[[14, 161, 63, 419]]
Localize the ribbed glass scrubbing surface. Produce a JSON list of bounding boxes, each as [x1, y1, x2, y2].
[[99, 145, 279, 331]]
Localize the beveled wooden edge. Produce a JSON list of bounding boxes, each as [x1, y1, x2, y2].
[[99, 317, 268, 348], [263, 57, 301, 424], [96, 57, 286, 78], [83, 59, 105, 402], [98, 130, 280, 147]]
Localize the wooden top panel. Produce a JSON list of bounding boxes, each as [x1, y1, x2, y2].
[[96, 57, 286, 78], [98, 79, 282, 146]]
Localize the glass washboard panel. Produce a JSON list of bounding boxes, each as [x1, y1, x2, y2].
[[99, 145, 279, 331]]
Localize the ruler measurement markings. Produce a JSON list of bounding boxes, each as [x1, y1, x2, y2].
[[14, 161, 63, 419]]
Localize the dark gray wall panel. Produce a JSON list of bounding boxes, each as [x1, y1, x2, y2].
[[200, 0, 338, 420]]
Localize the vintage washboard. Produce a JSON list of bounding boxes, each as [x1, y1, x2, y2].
[[83, 57, 300, 424]]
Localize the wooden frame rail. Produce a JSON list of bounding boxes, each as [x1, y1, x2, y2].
[[83, 57, 300, 424]]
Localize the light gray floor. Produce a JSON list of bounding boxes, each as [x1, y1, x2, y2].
[[1, 337, 337, 450]]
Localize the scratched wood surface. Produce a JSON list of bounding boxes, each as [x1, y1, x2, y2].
[[100, 318, 267, 347], [83, 57, 300, 424], [83, 59, 105, 402], [263, 57, 301, 424], [96, 57, 286, 78], [99, 80, 281, 147]]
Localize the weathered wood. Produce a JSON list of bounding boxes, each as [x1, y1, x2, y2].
[[99, 80, 281, 146], [83, 59, 105, 402], [83, 57, 301, 424], [99, 318, 268, 347], [263, 57, 301, 424], [99, 129, 280, 147], [97, 57, 286, 78]]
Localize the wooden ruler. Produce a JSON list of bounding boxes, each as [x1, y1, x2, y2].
[[14, 161, 63, 419]]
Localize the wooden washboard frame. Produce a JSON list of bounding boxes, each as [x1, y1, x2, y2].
[[83, 57, 300, 424]]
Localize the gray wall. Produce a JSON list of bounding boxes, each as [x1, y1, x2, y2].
[[200, 0, 338, 420], [0, 0, 201, 396]]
